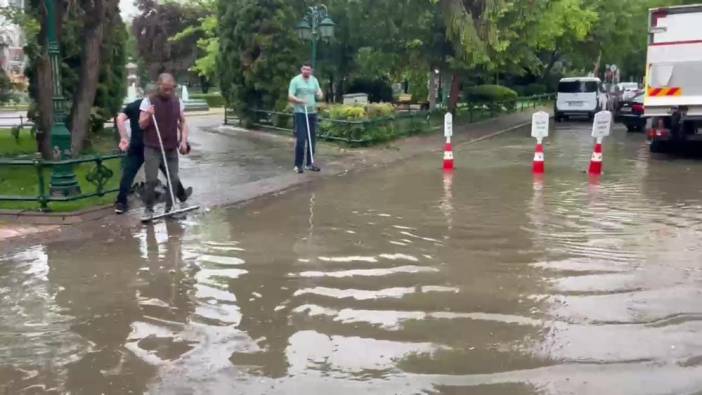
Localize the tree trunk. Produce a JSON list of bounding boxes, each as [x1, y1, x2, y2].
[[448, 71, 461, 114], [70, 0, 108, 156], [592, 50, 602, 78], [35, 53, 53, 159], [540, 50, 560, 81], [429, 69, 439, 111]]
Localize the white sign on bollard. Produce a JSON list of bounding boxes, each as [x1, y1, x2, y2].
[[531, 111, 550, 141], [444, 112, 453, 138], [592, 111, 612, 139]]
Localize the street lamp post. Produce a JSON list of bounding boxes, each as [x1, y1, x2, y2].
[[44, 0, 81, 197], [295, 5, 335, 70]]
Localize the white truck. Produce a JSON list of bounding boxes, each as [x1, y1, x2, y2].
[[645, 4, 702, 153]]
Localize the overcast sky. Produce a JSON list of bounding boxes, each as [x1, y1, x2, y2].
[[120, 0, 138, 21]]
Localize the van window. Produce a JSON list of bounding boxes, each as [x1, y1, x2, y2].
[[558, 81, 599, 93]]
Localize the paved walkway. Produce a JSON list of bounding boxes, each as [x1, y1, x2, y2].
[[1, 107, 547, 244]]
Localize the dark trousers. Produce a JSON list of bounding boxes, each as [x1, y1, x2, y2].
[[116, 145, 186, 206], [144, 146, 182, 210], [294, 112, 317, 168]]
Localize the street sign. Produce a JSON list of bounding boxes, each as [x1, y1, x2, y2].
[[444, 113, 453, 138], [531, 111, 550, 140], [592, 111, 612, 139]]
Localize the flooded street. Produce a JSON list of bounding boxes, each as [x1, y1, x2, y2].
[[3, 122, 702, 394]]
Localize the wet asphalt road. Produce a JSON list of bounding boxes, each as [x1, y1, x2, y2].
[[2, 120, 702, 394]]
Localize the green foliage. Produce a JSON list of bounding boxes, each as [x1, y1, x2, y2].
[[465, 85, 518, 101], [404, 69, 429, 104], [324, 104, 367, 120], [24, 0, 126, 133], [217, 0, 300, 121], [133, 0, 207, 81], [366, 103, 395, 118], [190, 92, 226, 107], [95, 17, 128, 125], [0, 72, 13, 104]]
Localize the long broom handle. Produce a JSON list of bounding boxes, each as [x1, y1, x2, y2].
[[151, 113, 177, 207], [303, 105, 315, 164]]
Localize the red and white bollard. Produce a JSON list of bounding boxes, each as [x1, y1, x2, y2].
[[531, 111, 550, 174], [443, 140, 454, 171], [588, 138, 604, 176], [588, 111, 612, 176], [443, 112, 454, 172], [532, 141, 545, 174]]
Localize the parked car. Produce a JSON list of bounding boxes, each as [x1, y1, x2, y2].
[[611, 82, 641, 110], [555, 77, 608, 122], [618, 92, 646, 132]]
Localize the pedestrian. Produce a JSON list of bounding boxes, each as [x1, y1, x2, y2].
[[114, 89, 192, 215], [288, 63, 323, 174], [138, 73, 191, 221]]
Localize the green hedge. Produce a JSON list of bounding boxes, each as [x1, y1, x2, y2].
[[190, 93, 226, 108], [465, 85, 518, 102], [319, 103, 425, 144]]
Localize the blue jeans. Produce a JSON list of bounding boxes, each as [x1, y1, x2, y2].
[[294, 112, 316, 168]]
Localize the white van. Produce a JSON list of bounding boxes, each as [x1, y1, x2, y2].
[[555, 77, 607, 121]]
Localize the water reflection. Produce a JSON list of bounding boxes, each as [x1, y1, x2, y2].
[[3, 125, 702, 393]]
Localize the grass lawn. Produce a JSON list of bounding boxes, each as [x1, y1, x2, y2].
[[0, 128, 123, 212]]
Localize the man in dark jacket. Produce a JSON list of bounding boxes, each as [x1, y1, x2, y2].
[[114, 94, 191, 215], [138, 73, 191, 220]]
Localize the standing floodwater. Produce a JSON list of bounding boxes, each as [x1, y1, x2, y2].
[[2, 122, 702, 394]]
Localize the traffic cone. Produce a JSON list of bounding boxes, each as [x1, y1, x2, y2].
[[532, 143, 545, 174], [588, 142, 603, 175], [443, 142, 454, 171]]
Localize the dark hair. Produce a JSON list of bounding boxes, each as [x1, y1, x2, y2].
[[301, 63, 313, 69]]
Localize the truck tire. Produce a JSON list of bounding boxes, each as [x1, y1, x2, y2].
[[650, 140, 667, 153]]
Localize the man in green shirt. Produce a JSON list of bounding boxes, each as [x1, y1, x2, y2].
[[288, 63, 323, 173]]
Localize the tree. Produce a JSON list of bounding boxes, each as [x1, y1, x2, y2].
[[24, 0, 126, 157], [217, 0, 300, 122], [69, 0, 123, 155], [170, 0, 219, 92], [133, 0, 206, 82], [435, 0, 498, 111]]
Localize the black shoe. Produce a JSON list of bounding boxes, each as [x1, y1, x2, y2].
[[114, 202, 127, 214], [305, 164, 321, 172], [178, 186, 193, 203], [294, 166, 304, 174]]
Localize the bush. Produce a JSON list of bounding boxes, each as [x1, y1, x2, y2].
[[365, 103, 394, 118], [318, 103, 431, 144], [190, 93, 226, 108], [345, 78, 393, 103], [525, 83, 548, 96], [464, 84, 518, 102], [325, 104, 367, 120]]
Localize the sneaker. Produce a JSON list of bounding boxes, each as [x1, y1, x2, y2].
[[114, 201, 127, 215], [141, 208, 154, 222], [294, 166, 304, 174], [305, 164, 321, 172], [179, 186, 193, 203]]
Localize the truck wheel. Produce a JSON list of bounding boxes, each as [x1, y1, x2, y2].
[[626, 124, 636, 132], [555, 112, 563, 123], [650, 140, 667, 153]]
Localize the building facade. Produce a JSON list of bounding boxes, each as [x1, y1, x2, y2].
[[0, 0, 27, 87]]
